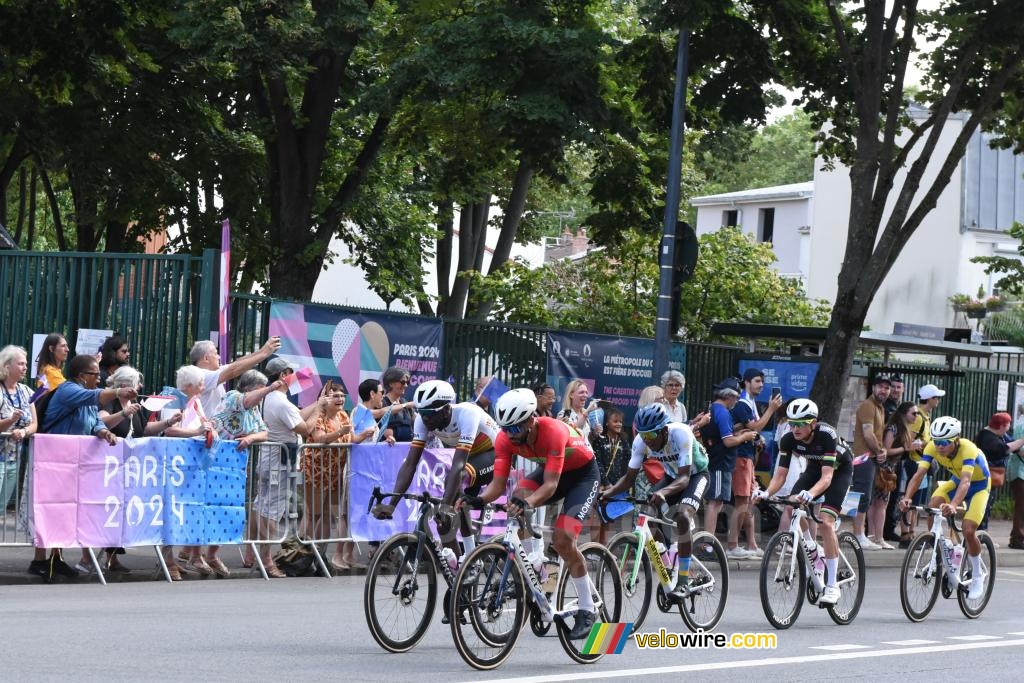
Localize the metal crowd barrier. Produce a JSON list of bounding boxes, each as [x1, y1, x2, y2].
[[0, 432, 33, 549], [239, 440, 303, 580], [293, 442, 355, 579]]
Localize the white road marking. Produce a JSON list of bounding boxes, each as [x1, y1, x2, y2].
[[810, 644, 869, 651], [1009, 632, 1024, 636], [881, 639, 939, 646], [465, 639, 1024, 683], [948, 635, 1001, 641]]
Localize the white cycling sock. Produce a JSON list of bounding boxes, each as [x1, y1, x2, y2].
[[969, 552, 981, 576], [573, 574, 595, 612], [461, 535, 476, 554], [825, 558, 838, 587]]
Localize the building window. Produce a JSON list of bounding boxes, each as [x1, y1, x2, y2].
[[759, 208, 775, 244], [723, 210, 738, 228]]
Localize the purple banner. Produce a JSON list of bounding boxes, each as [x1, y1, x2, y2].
[[347, 443, 509, 542]]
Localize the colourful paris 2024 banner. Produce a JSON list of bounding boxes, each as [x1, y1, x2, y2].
[[269, 302, 444, 405], [32, 435, 247, 548], [546, 331, 686, 426]]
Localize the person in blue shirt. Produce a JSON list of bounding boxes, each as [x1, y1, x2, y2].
[[32, 354, 136, 581], [700, 378, 758, 542]]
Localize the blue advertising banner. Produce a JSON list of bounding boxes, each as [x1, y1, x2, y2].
[[269, 302, 444, 406], [739, 356, 819, 401], [546, 331, 685, 424]]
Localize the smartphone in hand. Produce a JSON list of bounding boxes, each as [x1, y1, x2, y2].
[[771, 387, 782, 401]]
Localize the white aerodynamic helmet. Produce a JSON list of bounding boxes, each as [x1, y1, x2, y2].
[[930, 416, 961, 440], [786, 398, 818, 420], [413, 379, 457, 409], [494, 388, 538, 428]]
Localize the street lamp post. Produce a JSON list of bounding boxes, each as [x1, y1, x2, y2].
[[653, 28, 690, 374]]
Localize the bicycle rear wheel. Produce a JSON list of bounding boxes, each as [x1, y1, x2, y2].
[[554, 542, 623, 664], [899, 532, 940, 622], [759, 531, 805, 630], [958, 532, 996, 618], [450, 544, 526, 670], [364, 533, 437, 653], [607, 532, 652, 630], [679, 532, 729, 632], [827, 531, 865, 625]]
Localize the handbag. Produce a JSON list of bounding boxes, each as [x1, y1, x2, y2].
[[875, 462, 898, 493]]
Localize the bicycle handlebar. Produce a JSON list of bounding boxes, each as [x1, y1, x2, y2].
[[902, 504, 963, 533], [367, 486, 443, 513], [462, 499, 542, 539], [764, 496, 824, 524]]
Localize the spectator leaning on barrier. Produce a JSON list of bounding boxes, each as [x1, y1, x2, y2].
[[700, 377, 757, 550], [0, 346, 36, 512], [533, 382, 557, 418], [98, 366, 183, 575], [35, 332, 69, 391], [163, 365, 218, 580], [381, 366, 416, 442], [189, 336, 282, 418], [351, 378, 395, 444], [98, 336, 131, 386], [659, 370, 688, 423], [37, 354, 135, 579], [850, 374, 891, 550], [245, 357, 322, 578], [730, 368, 783, 559]]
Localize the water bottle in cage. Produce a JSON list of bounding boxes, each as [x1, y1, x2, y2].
[[803, 539, 825, 578], [950, 544, 964, 575], [941, 537, 956, 580], [440, 547, 458, 573]]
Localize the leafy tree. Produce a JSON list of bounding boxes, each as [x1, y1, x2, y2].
[[750, 0, 1024, 423], [472, 226, 830, 339]]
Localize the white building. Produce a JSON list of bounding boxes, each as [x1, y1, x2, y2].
[[691, 182, 813, 282], [313, 216, 546, 312], [691, 114, 1024, 333]]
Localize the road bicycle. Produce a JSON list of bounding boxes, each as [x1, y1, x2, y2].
[[604, 496, 728, 632], [759, 497, 865, 629], [448, 503, 622, 671], [899, 505, 996, 621], [363, 487, 495, 653]]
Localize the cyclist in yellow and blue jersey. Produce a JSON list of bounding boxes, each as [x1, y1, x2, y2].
[[900, 416, 990, 600]]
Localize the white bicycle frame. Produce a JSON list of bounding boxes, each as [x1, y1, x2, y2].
[[497, 515, 601, 625], [774, 505, 856, 595], [909, 507, 977, 589]]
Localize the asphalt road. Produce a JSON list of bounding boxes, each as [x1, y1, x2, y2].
[[2, 561, 1022, 682]]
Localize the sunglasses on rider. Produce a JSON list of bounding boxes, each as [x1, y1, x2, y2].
[[419, 407, 445, 417], [933, 438, 955, 447], [639, 430, 660, 442], [502, 422, 528, 435], [789, 419, 813, 427]]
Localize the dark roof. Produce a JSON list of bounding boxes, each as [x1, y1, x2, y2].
[[0, 221, 16, 249], [710, 322, 995, 358]]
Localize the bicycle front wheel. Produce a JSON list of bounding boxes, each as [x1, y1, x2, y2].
[[899, 532, 940, 622], [554, 542, 623, 664], [450, 544, 526, 671], [607, 532, 652, 630], [679, 532, 729, 632], [364, 533, 437, 653], [958, 532, 996, 619], [827, 531, 865, 625], [759, 531, 805, 630]]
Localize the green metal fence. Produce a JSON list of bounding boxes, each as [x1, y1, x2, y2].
[[0, 249, 214, 391], [682, 342, 742, 418], [442, 319, 548, 400]]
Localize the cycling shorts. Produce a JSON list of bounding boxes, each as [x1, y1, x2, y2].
[[932, 479, 990, 526], [793, 462, 853, 521], [518, 457, 599, 537], [464, 449, 495, 497], [651, 471, 710, 513]]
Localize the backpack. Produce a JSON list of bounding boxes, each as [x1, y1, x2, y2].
[[31, 389, 56, 434]]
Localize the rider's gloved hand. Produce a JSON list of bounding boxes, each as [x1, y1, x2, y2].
[[751, 488, 768, 503], [508, 496, 531, 518], [459, 493, 484, 509], [795, 490, 814, 504], [371, 502, 396, 520]]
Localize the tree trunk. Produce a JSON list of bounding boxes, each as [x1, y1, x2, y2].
[[811, 284, 870, 424], [467, 159, 533, 320], [26, 168, 37, 250], [0, 130, 28, 226], [36, 162, 67, 252], [14, 166, 27, 245], [444, 203, 480, 318], [435, 199, 454, 311]]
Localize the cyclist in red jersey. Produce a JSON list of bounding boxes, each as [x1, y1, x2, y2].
[[460, 388, 601, 639]]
